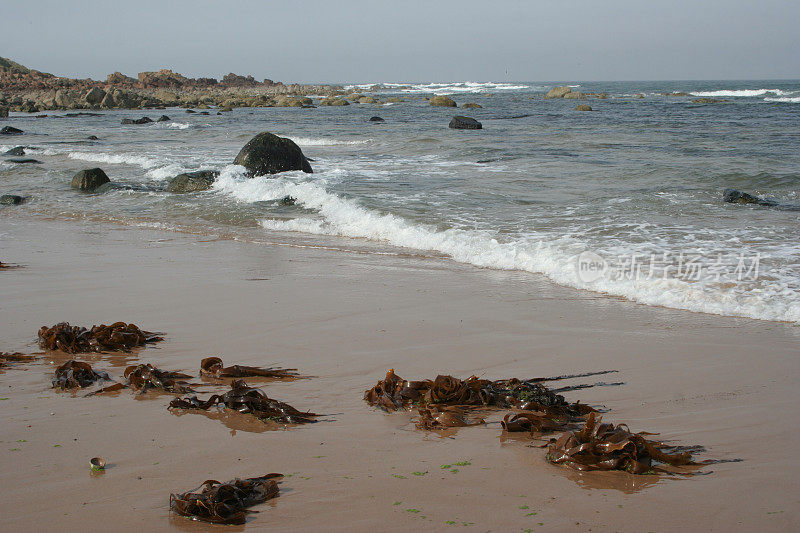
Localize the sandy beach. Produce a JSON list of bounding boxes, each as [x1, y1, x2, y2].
[[1, 214, 798, 531]]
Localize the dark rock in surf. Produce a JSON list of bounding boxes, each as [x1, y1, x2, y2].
[[166, 170, 219, 193], [574, 104, 593, 111], [0, 194, 24, 205], [429, 95, 457, 107], [1, 126, 23, 135], [233, 132, 313, 176], [185, 109, 196, 113], [199, 111, 210, 115], [278, 195, 296, 206], [71, 168, 110, 192], [369, 116, 384, 122], [3, 146, 25, 156], [87, 135, 99, 140], [0, 107, 9, 118], [449, 116, 482, 130], [121, 117, 153, 125], [157, 115, 170, 122], [723, 189, 778, 207], [7, 157, 41, 164], [462, 102, 482, 108]]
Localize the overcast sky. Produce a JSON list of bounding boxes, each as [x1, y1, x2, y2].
[[4, 0, 798, 84]]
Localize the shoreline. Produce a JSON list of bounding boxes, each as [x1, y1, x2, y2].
[[1, 215, 798, 531]]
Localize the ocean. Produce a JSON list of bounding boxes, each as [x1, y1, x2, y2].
[[2, 80, 799, 322]]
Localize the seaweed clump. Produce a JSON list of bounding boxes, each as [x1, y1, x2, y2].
[[52, 360, 110, 389], [200, 357, 298, 379], [170, 473, 282, 525], [545, 412, 699, 474], [0, 352, 35, 369], [416, 406, 485, 430], [125, 364, 193, 393], [38, 322, 163, 353], [169, 379, 318, 424]]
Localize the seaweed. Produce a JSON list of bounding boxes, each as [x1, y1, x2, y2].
[[169, 379, 319, 424], [0, 352, 35, 367], [200, 356, 298, 379], [52, 360, 110, 389], [124, 364, 193, 393], [170, 473, 282, 525], [38, 322, 163, 353], [416, 406, 485, 430], [544, 412, 700, 474], [501, 402, 595, 433]]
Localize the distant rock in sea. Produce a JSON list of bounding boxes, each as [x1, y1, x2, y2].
[[234, 132, 313, 176], [429, 96, 457, 107], [167, 171, 219, 193], [449, 116, 482, 130]]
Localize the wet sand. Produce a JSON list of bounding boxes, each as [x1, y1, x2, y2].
[[1, 215, 798, 532]]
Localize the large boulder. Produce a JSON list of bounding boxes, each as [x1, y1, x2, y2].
[[461, 102, 482, 108], [166, 170, 219, 193], [71, 168, 110, 192], [233, 132, 313, 175], [121, 117, 153, 125], [84, 87, 106, 106], [157, 115, 170, 122], [545, 86, 572, 98], [723, 189, 778, 207], [319, 97, 349, 106], [3, 146, 25, 156], [574, 104, 593, 111], [429, 95, 457, 107], [1, 126, 23, 135], [563, 91, 585, 99], [369, 116, 385, 122], [0, 194, 24, 205], [449, 116, 482, 130]]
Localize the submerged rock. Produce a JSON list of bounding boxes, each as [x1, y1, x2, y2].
[[429, 95, 457, 107], [6, 157, 41, 164], [369, 116, 384, 122], [723, 188, 778, 207], [233, 132, 312, 176], [0, 194, 24, 205], [563, 91, 585, 100], [574, 104, 593, 111], [545, 86, 572, 98], [87, 135, 99, 140], [3, 146, 25, 156], [462, 102, 482, 108], [1, 126, 23, 135], [692, 98, 727, 104], [278, 195, 296, 206], [157, 115, 170, 122], [71, 168, 110, 192], [121, 117, 153, 125], [449, 116, 482, 130], [166, 170, 219, 193]]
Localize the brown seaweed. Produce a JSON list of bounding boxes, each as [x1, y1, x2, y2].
[[416, 406, 485, 430], [52, 360, 111, 389], [200, 356, 298, 379], [545, 412, 700, 474], [38, 321, 163, 353], [0, 352, 35, 368], [169, 379, 319, 424], [501, 402, 596, 433], [170, 473, 282, 525], [124, 364, 193, 393]]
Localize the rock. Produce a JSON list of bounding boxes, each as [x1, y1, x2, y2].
[[369, 116, 384, 122], [692, 98, 727, 104], [121, 117, 153, 125], [157, 115, 170, 122], [3, 146, 25, 156], [546, 86, 572, 98], [574, 104, 593, 111], [449, 116, 482, 130], [84, 87, 106, 106], [0, 194, 24, 205], [385, 97, 405, 103], [636, 93, 645, 99], [1, 126, 23, 135], [100, 92, 116, 108], [87, 135, 99, 140], [358, 96, 378, 104], [563, 91, 585, 100], [199, 111, 210, 115], [7, 157, 41, 164], [166, 170, 219, 193], [0, 106, 8, 118], [429, 95, 457, 107], [233, 132, 313, 176], [319, 97, 349, 106], [461, 102, 482, 108], [71, 168, 110, 192], [185, 109, 196, 113], [278, 195, 296, 206], [723, 189, 778, 207], [220, 106, 233, 112]]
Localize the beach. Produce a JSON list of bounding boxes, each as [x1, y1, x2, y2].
[[1, 215, 798, 531]]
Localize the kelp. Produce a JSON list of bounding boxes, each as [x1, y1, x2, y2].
[[364, 369, 574, 412], [200, 356, 298, 379], [169, 379, 319, 424], [416, 406, 485, 430], [125, 363, 193, 393], [170, 473, 282, 525], [545, 412, 700, 474], [38, 321, 163, 353], [0, 352, 35, 368], [52, 360, 110, 389], [501, 401, 595, 433]]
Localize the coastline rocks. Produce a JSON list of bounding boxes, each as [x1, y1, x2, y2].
[[121, 117, 153, 125], [429, 95, 457, 107], [233, 132, 313, 175], [0, 106, 8, 118], [462, 102, 482, 109], [0, 194, 24, 205], [692, 98, 727, 104], [358, 96, 379, 104], [1, 126, 23, 135], [71, 168, 110, 192], [319, 97, 349, 106], [385, 97, 404, 103], [166, 170, 219, 193], [3, 146, 25, 156], [563, 91, 585, 100], [369, 116, 384, 122], [84, 87, 106, 106], [546, 86, 572, 98], [723, 188, 777, 207], [574, 104, 593, 111], [449, 116, 482, 130], [278, 195, 296, 206], [157, 115, 170, 122]]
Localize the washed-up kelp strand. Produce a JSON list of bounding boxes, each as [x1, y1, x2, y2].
[[170, 473, 282, 525], [416, 406, 485, 430], [169, 379, 319, 424], [0, 352, 35, 368], [124, 364, 194, 393], [527, 370, 619, 383], [550, 381, 626, 394], [545, 412, 700, 474], [200, 356, 299, 379], [52, 360, 111, 389], [38, 322, 163, 353], [364, 369, 572, 412]]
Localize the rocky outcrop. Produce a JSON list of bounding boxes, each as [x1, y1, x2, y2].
[[0, 194, 24, 205], [723, 189, 777, 207], [0, 106, 8, 118], [358, 96, 379, 104], [319, 97, 349, 106], [563, 91, 585, 100], [233, 132, 313, 176], [121, 117, 153, 125], [574, 104, 592, 111], [220, 73, 258, 87], [84, 87, 106, 106], [1, 126, 23, 135], [545, 86, 573, 98], [3, 146, 25, 156], [166, 170, 219, 193], [449, 116, 482, 130], [157, 115, 170, 122], [692, 98, 727, 104], [429, 95, 457, 107], [71, 168, 110, 192]]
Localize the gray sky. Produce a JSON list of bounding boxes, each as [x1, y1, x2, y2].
[[4, 0, 798, 83]]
